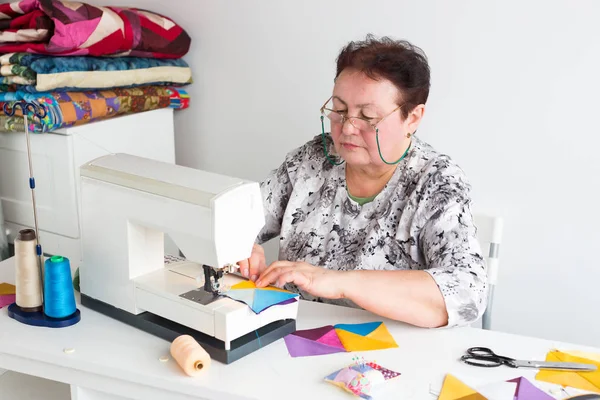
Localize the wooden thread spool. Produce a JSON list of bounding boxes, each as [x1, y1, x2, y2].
[[14, 229, 42, 312], [170, 335, 211, 376]]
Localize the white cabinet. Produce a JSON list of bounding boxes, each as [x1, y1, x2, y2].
[[0, 108, 176, 272]]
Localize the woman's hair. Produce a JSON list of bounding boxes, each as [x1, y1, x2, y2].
[[335, 34, 430, 119]]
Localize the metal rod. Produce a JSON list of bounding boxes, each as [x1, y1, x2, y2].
[[23, 111, 44, 307]]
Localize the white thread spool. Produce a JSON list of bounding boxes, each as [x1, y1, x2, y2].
[[15, 229, 43, 311]]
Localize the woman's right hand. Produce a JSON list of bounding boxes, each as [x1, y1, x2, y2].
[[237, 243, 267, 282]]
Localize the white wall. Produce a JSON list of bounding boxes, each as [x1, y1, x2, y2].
[[85, 0, 599, 346]]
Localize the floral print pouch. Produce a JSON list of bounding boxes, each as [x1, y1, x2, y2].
[[324, 357, 401, 399]]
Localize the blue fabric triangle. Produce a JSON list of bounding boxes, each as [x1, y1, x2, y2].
[[333, 322, 381, 336], [224, 289, 255, 307], [353, 364, 373, 374], [325, 368, 343, 381], [252, 289, 298, 313]]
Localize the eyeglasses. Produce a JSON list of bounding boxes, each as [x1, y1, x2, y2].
[[319, 95, 412, 166], [319, 95, 402, 134]]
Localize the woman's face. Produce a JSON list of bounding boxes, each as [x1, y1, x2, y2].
[[329, 68, 422, 170]]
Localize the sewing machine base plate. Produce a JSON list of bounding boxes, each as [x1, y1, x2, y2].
[[81, 294, 296, 364], [179, 288, 219, 305]]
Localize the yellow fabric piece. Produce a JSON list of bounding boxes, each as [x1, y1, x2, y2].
[[535, 350, 600, 393], [329, 380, 350, 391], [231, 281, 255, 290], [334, 329, 397, 351], [457, 394, 487, 400], [328, 380, 358, 398], [366, 323, 397, 344], [230, 280, 291, 293], [438, 374, 483, 400], [0, 282, 16, 296], [567, 350, 600, 363]]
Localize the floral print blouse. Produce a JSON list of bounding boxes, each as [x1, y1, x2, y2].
[[257, 134, 488, 327]]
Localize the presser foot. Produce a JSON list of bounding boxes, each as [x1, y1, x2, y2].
[[203, 263, 225, 294], [179, 264, 237, 305]]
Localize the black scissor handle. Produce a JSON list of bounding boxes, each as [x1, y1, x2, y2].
[[467, 347, 497, 357], [460, 347, 516, 368], [460, 355, 502, 367], [468, 347, 514, 362]]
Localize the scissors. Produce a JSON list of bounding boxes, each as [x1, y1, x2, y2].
[[460, 347, 597, 371]]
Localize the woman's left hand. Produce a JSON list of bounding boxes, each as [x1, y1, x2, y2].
[[255, 261, 344, 299]]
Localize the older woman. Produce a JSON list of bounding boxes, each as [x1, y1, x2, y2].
[[238, 35, 487, 329]]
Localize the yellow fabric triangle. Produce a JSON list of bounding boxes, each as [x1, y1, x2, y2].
[[438, 374, 480, 400], [230, 280, 291, 293], [231, 281, 256, 290], [0, 282, 16, 296], [457, 393, 487, 400], [566, 350, 600, 363], [335, 328, 398, 351], [366, 323, 398, 346], [327, 380, 348, 389], [327, 380, 356, 397], [535, 350, 600, 393], [261, 285, 292, 293]]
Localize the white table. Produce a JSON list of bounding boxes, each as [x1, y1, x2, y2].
[[0, 256, 598, 400]]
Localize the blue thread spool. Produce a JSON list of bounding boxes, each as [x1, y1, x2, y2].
[[44, 255, 76, 319]]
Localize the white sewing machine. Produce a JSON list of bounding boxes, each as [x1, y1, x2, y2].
[[78, 153, 298, 364]]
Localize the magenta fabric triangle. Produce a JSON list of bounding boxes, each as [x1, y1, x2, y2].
[[291, 325, 336, 341], [0, 294, 15, 308], [367, 362, 401, 380], [317, 329, 345, 349], [507, 377, 554, 400], [283, 333, 347, 357]]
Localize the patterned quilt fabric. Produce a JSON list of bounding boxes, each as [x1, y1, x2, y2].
[[0, 53, 192, 92], [0, 86, 190, 133], [0, 0, 191, 58]]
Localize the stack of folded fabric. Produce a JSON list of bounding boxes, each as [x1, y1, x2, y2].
[[0, 0, 192, 133]]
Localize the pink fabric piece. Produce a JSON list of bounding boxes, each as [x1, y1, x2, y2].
[[366, 362, 401, 380], [51, 1, 86, 20], [283, 334, 347, 357], [317, 329, 345, 349], [0, 294, 15, 308], [293, 325, 335, 341], [0, 0, 190, 58], [334, 367, 361, 383], [50, 17, 102, 50], [17, 0, 39, 14]]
